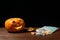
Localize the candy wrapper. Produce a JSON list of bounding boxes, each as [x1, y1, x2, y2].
[[36, 26, 59, 36]]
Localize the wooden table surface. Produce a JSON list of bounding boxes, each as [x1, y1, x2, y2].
[[0, 27, 60, 40]]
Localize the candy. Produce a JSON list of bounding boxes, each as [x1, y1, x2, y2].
[[35, 26, 58, 36]]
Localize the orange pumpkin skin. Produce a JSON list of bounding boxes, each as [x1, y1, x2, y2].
[[4, 18, 25, 32]]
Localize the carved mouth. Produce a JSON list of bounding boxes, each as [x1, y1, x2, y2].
[[16, 25, 22, 30]]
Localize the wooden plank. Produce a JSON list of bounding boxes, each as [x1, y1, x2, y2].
[[0, 28, 60, 40]]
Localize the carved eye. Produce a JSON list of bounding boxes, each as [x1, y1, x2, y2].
[[12, 21, 16, 23], [11, 21, 17, 26]]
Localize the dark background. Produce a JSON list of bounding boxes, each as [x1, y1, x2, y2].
[[0, 0, 60, 28]]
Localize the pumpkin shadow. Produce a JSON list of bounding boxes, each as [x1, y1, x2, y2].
[[8, 28, 29, 33]]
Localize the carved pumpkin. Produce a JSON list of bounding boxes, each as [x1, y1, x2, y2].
[[4, 18, 25, 32]]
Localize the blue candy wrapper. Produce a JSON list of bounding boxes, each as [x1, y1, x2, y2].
[[36, 26, 58, 36], [41, 26, 58, 33]]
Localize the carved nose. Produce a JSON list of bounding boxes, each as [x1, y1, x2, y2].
[[16, 23, 20, 27]]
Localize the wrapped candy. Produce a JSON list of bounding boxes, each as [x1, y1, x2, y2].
[[35, 26, 58, 36]]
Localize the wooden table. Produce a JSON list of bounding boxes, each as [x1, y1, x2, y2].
[[0, 27, 60, 40]]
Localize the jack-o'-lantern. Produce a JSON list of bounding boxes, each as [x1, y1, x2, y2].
[[4, 18, 25, 32]]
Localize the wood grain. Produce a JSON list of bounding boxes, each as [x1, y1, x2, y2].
[[0, 28, 60, 40]]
